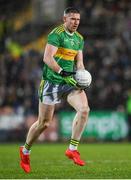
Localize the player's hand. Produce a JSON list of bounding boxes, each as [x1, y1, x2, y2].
[[63, 76, 77, 87], [59, 69, 77, 87], [58, 69, 78, 87], [59, 69, 76, 77]]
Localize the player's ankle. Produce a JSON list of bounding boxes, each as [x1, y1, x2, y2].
[[69, 139, 79, 151], [22, 147, 31, 155], [22, 142, 31, 154]]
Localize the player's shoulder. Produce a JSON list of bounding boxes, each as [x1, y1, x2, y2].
[[49, 24, 65, 35], [75, 31, 84, 40]]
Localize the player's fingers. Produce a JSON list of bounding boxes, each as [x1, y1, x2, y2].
[[70, 71, 76, 75]]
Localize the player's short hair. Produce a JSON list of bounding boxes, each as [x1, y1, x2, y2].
[[64, 7, 80, 16]]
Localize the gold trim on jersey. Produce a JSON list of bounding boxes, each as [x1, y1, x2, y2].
[[55, 25, 64, 34], [50, 25, 64, 35], [54, 47, 77, 61], [75, 31, 83, 40]]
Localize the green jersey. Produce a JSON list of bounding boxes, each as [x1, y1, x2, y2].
[[42, 24, 84, 84]]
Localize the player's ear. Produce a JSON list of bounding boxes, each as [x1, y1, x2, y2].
[[63, 16, 66, 23]]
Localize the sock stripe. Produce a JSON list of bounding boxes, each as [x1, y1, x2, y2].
[[70, 139, 79, 146], [71, 141, 79, 144], [24, 143, 31, 150], [71, 139, 79, 143], [71, 139, 79, 142], [71, 143, 78, 146]]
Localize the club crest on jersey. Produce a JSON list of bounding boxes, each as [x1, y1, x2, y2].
[[70, 39, 75, 46], [64, 39, 74, 46], [64, 38, 80, 47]]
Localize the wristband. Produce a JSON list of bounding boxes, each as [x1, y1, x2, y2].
[[58, 67, 63, 74]]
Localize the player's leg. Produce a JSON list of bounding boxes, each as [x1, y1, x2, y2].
[[25, 101, 55, 148], [65, 90, 90, 166], [67, 90, 89, 141], [20, 101, 55, 173]]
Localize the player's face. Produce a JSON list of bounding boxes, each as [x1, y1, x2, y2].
[[63, 13, 80, 33]]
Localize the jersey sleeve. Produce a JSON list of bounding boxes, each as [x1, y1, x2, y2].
[[79, 39, 84, 50], [47, 32, 60, 47]]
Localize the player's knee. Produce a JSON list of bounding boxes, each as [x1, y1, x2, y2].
[[38, 121, 50, 131], [43, 122, 50, 129], [38, 117, 51, 131], [79, 106, 90, 118]]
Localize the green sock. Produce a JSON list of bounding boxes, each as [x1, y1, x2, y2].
[[24, 142, 31, 151]]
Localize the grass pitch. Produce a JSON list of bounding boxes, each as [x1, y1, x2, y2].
[[0, 143, 131, 179]]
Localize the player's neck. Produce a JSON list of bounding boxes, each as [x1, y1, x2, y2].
[[63, 24, 74, 36]]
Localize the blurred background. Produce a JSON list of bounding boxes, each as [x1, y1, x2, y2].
[[0, 0, 131, 143]]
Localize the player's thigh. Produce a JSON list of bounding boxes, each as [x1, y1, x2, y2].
[[38, 100, 55, 122], [67, 90, 89, 112]]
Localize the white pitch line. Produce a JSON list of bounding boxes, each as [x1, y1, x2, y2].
[[86, 160, 131, 163]]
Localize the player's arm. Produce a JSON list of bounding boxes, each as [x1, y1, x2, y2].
[[75, 50, 85, 70], [43, 43, 76, 86], [44, 43, 76, 76], [43, 43, 61, 73]]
